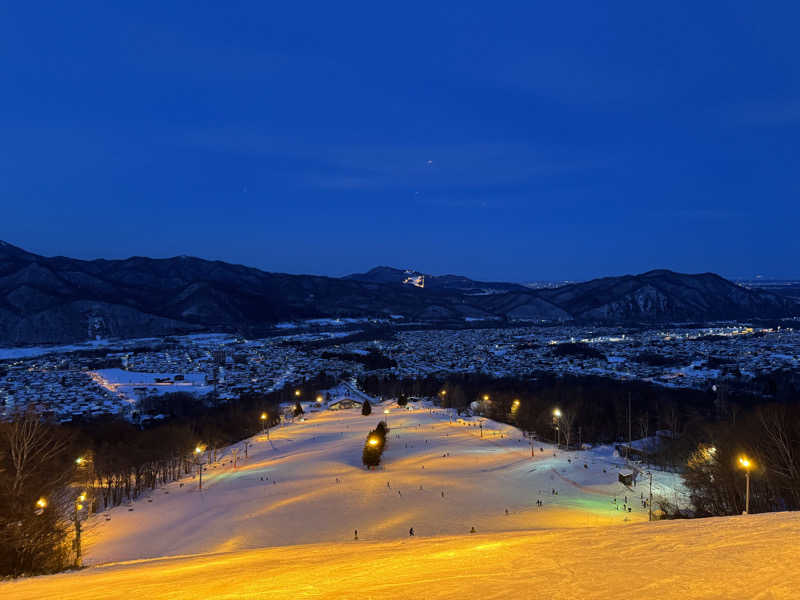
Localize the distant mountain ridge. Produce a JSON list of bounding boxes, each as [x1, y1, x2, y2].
[[344, 266, 530, 293], [0, 241, 797, 345]]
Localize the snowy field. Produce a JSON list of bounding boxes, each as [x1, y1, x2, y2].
[[3, 512, 798, 599], [79, 401, 686, 565], [90, 368, 212, 400]]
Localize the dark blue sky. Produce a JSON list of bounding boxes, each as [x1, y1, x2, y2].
[[2, 2, 798, 281]]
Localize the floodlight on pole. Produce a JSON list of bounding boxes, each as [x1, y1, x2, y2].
[[739, 455, 754, 514], [195, 444, 206, 490], [552, 408, 562, 450]]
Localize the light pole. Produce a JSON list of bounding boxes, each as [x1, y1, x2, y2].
[[739, 455, 753, 514], [75, 454, 95, 514], [552, 408, 562, 451], [195, 445, 205, 490], [511, 399, 520, 424], [647, 471, 653, 521], [383, 408, 390, 427], [74, 492, 87, 567], [260, 412, 268, 439]]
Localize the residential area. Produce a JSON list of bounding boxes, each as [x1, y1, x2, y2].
[[1, 322, 798, 422]]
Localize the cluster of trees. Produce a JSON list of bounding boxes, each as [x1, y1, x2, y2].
[[70, 389, 291, 513], [362, 421, 388, 467], [320, 349, 397, 370], [550, 342, 606, 361], [359, 372, 717, 453], [0, 412, 79, 577], [683, 403, 800, 516]]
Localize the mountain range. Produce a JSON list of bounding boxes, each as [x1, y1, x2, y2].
[[0, 241, 797, 345]]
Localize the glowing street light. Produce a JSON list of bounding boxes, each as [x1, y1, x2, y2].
[[195, 444, 206, 490], [383, 408, 390, 426], [294, 389, 302, 397], [552, 408, 562, 450], [316, 395, 324, 403], [739, 455, 754, 514], [260, 412, 270, 438], [75, 456, 86, 466], [368, 437, 380, 447], [482, 394, 490, 402], [36, 497, 47, 510], [73, 491, 89, 566]]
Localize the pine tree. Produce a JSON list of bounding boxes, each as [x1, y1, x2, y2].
[[293, 401, 304, 417], [362, 400, 372, 416]]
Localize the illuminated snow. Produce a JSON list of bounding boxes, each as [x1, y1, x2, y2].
[[78, 402, 684, 565], [3, 513, 798, 599]]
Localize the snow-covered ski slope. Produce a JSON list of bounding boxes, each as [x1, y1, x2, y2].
[[4, 512, 798, 599], [79, 400, 685, 565]]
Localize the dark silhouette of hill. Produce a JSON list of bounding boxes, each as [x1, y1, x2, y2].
[[0, 242, 796, 344]]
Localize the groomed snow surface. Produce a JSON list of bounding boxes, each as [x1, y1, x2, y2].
[[82, 402, 681, 564], [3, 401, 797, 598], [5, 514, 798, 599]]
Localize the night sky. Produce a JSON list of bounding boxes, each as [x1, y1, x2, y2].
[[2, 2, 798, 281]]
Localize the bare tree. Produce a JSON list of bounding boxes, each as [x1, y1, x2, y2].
[[0, 410, 75, 576], [660, 400, 679, 440], [757, 406, 800, 507], [560, 410, 576, 449], [5, 411, 69, 497]]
